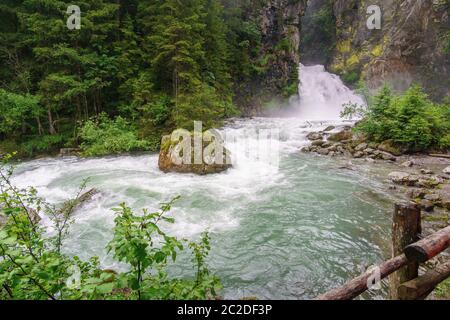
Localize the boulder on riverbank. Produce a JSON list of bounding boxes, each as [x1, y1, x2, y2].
[[328, 129, 353, 142], [388, 172, 419, 186], [377, 140, 405, 157], [158, 133, 232, 175], [60, 148, 81, 157], [301, 126, 398, 162]]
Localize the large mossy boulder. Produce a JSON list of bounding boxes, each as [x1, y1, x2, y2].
[[158, 132, 232, 175], [378, 140, 405, 156], [328, 129, 353, 142]]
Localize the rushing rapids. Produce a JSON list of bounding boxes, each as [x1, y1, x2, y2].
[[11, 65, 401, 299]]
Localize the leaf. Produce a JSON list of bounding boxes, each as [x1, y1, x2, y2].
[[96, 282, 114, 294], [1, 236, 17, 245]]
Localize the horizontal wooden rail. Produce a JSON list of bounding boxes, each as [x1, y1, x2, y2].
[[317, 225, 450, 300], [398, 261, 450, 300], [404, 226, 450, 263], [316, 254, 408, 300]]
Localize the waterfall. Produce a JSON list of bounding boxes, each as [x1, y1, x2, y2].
[[294, 64, 366, 120]]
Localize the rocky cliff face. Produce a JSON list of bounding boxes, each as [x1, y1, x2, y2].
[[241, 0, 307, 115], [246, 0, 448, 113], [328, 0, 449, 100]]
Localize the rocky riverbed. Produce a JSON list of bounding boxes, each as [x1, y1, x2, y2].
[[301, 124, 450, 298], [301, 125, 450, 233]]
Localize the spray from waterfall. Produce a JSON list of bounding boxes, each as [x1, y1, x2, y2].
[[293, 64, 366, 120]]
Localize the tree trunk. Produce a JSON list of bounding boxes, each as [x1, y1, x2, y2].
[[35, 116, 43, 135], [47, 108, 56, 135]]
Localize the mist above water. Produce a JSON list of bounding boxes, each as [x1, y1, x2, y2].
[[292, 64, 366, 120]]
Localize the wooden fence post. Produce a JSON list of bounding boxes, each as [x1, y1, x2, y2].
[[389, 202, 421, 300]]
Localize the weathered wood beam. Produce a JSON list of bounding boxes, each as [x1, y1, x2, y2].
[[316, 254, 408, 300], [389, 202, 421, 299], [428, 154, 450, 159], [398, 261, 450, 300], [404, 226, 450, 263]]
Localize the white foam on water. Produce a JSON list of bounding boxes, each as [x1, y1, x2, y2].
[[294, 64, 366, 120], [9, 64, 366, 263]]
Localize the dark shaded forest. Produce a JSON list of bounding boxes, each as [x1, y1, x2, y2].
[[0, 0, 275, 156]]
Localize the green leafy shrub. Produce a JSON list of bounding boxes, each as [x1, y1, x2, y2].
[[436, 277, 450, 299], [20, 134, 65, 157], [342, 85, 450, 152], [0, 89, 42, 138], [0, 155, 221, 300], [79, 114, 150, 157], [342, 71, 360, 85]]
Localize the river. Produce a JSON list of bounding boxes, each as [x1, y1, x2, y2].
[[10, 65, 403, 299]]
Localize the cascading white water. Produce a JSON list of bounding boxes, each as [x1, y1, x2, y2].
[[294, 64, 366, 120], [9, 65, 395, 299]]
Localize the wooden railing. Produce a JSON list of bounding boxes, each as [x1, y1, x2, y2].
[[317, 203, 450, 300]]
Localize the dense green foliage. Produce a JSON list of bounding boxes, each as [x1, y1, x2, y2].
[[0, 155, 220, 300], [342, 86, 450, 152], [79, 113, 150, 156], [0, 0, 266, 156]]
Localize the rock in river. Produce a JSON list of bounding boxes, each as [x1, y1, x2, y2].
[[159, 132, 232, 175], [388, 172, 419, 186]]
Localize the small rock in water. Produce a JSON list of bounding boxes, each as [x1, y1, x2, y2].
[[311, 140, 325, 147], [317, 148, 330, 156], [407, 188, 427, 199], [355, 143, 368, 152], [353, 151, 364, 158], [401, 160, 414, 168], [306, 132, 323, 141], [443, 166, 450, 174], [420, 200, 434, 212], [416, 176, 444, 188], [324, 126, 335, 132], [322, 141, 333, 148], [388, 171, 419, 186], [440, 193, 450, 210], [301, 146, 311, 153], [420, 168, 433, 175], [380, 151, 397, 162], [424, 193, 441, 203]]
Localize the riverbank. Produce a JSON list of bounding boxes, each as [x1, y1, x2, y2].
[[300, 125, 450, 226], [300, 124, 450, 299]]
